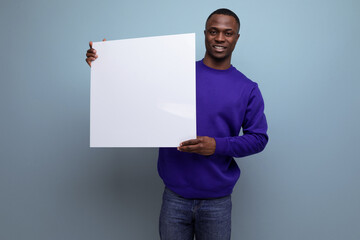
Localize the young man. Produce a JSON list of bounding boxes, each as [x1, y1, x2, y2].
[[86, 8, 268, 240]]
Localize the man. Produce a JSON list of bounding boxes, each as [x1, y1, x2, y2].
[[86, 8, 268, 240]]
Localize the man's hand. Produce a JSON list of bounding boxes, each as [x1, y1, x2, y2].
[[85, 38, 106, 67], [178, 136, 216, 156]]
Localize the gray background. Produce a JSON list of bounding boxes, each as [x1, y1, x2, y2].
[[1, 0, 359, 239]]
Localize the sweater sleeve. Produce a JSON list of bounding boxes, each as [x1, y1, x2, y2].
[[214, 84, 268, 158]]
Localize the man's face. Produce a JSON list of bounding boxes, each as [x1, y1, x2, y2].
[[204, 14, 240, 61]]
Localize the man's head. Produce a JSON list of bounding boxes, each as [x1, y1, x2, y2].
[[205, 8, 240, 34], [203, 8, 240, 68]]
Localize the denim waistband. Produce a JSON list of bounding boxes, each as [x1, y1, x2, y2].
[[164, 186, 231, 201]]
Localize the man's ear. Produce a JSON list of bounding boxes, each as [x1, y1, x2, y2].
[[236, 33, 240, 42]]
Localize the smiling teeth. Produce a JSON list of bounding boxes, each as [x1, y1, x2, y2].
[[214, 46, 225, 49]]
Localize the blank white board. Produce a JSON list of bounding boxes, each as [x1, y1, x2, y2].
[[90, 33, 196, 147]]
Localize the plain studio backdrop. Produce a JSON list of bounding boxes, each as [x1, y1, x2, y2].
[[0, 0, 359, 239]]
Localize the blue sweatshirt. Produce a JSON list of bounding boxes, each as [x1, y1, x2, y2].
[[157, 59, 268, 199]]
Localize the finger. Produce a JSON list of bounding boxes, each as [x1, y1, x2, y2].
[[89, 41, 93, 49], [179, 143, 202, 151], [86, 58, 91, 67], [180, 139, 201, 146], [86, 52, 98, 58], [87, 48, 96, 53], [103, 38, 106, 41], [86, 57, 96, 66], [87, 57, 97, 62], [86, 57, 97, 66]]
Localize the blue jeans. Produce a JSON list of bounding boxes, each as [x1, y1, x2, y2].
[[159, 187, 232, 240]]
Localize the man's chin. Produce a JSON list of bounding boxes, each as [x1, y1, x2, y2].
[[210, 53, 228, 61], [205, 50, 231, 63]]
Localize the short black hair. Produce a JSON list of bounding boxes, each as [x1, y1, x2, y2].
[[205, 8, 240, 33]]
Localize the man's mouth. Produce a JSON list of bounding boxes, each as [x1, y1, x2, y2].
[[213, 45, 226, 51]]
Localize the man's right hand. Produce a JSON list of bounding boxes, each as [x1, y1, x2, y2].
[[85, 38, 106, 67]]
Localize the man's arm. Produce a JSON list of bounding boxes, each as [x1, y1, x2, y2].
[[178, 84, 268, 157]]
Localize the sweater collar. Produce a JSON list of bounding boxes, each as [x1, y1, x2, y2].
[[199, 59, 235, 73]]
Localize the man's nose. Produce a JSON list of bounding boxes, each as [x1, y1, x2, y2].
[[215, 32, 225, 42]]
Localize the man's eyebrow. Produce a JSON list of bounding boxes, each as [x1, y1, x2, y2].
[[207, 27, 234, 31]]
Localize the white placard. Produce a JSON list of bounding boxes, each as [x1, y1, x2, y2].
[[90, 33, 196, 147]]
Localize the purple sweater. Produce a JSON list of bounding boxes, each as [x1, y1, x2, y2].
[[157, 59, 268, 199]]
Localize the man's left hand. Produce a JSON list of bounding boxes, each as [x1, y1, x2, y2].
[[178, 136, 216, 156]]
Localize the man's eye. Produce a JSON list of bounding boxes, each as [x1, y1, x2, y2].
[[209, 30, 217, 35], [225, 32, 233, 36]]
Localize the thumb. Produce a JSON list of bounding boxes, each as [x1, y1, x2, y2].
[[103, 38, 106, 41], [89, 41, 93, 49]]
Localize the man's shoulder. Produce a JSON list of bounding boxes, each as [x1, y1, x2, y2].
[[231, 66, 258, 88], [195, 60, 258, 88]]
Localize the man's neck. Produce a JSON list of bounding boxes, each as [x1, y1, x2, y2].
[[203, 53, 232, 70]]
